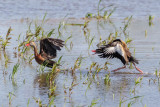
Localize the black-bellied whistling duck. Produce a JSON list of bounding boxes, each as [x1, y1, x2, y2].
[[92, 39, 143, 74], [26, 38, 64, 68]]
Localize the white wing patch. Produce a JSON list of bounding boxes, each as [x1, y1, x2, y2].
[[104, 47, 116, 54], [101, 43, 126, 59], [115, 44, 125, 58]]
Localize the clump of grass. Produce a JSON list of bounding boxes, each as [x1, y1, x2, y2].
[[47, 65, 60, 85], [71, 56, 84, 75], [46, 57, 63, 99], [130, 77, 143, 95], [104, 74, 111, 85], [135, 77, 143, 85], [88, 62, 104, 74], [49, 80, 57, 100], [18, 14, 57, 57], [3, 51, 9, 68], [89, 62, 97, 73], [96, 39, 106, 48], [95, 64, 103, 73], [96, 32, 119, 49], [0, 27, 12, 50], [107, 32, 119, 43], [103, 62, 110, 70], [125, 37, 132, 44], [85, 0, 116, 20]]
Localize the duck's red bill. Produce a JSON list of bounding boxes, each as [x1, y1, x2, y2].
[[92, 50, 96, 52], [25, 43, 30, 46]]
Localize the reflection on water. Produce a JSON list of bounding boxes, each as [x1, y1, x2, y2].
[[34, 73, 50, 94]]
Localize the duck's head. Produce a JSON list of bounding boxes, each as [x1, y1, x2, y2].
[[25, 41, 36, 48]]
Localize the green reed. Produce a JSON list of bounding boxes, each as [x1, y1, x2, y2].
[[85, 0, 116, 19], [104, 73, 111, 85], [71, 56, 84, 74], [8, 92, 15, 105], [119, 96, 142, 107], [12, 63, 20, 79], [88, 36, 95, 50], [149, 15, 154, 26], [27, 98, 30, 107], [123, 16, 132, 36], [89, 98, 100, 107], [135, 77, 143, 85], [0, 27, 12, 50], [155, 69, 160, 77], [33, 97, 44, 107]]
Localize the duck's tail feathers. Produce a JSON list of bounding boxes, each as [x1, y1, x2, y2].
[[129, 56, 139, 64]]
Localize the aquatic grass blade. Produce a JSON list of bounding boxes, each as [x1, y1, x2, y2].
[[12, 63, 20, 79], [57, 56, 63, 65], [47, 28, 55, 37], [88, 36, 95, 49], [65, 35, 72, 44]]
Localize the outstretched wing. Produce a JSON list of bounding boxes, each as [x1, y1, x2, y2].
[[96, 45, 116, 59], [95, 43, 126, 64], [40, 38, 64, 59]]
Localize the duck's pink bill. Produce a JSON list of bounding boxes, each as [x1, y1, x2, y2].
[[25, 43, 30, 46], [92, 50, 96, 52]]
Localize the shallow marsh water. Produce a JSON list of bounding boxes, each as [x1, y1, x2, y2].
[[0, 18, 160, 107], [0, 0, 160, 107]]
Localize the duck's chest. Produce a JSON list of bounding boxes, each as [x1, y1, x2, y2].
[[35, 55, 45, 65]]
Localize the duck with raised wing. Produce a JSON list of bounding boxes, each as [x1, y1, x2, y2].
[[92, 39, 143, 74], [26, 38, 64, 68]]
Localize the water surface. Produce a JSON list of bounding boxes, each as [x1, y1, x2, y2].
[[0, 0, 160, 107]]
